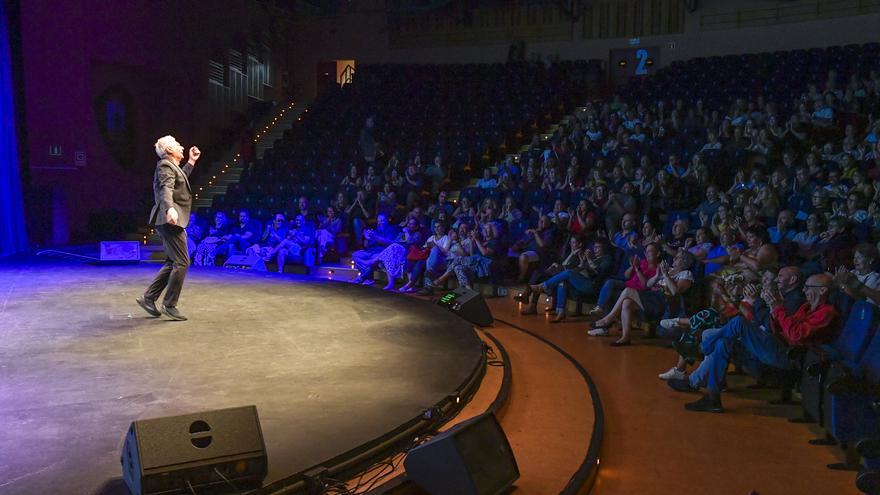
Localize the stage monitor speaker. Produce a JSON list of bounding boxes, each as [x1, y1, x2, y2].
[[121, 405, 268, 495], [223, 254, 267, 271], [404, 412, 519, 495], [437, 287, 494, 326]]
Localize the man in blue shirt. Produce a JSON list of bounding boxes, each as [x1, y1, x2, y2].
[[496, 158, 520, 180], [768, 210, 797, 244], [703, 229, 740, 276], [611, 212, 639, 252], [216, 209, 261, 257]]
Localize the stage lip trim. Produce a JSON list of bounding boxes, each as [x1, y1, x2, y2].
[[361, 328, 514, 494], [256, 327, 489, 495]]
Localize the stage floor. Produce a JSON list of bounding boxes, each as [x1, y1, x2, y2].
[[0, 259, 484, 495]]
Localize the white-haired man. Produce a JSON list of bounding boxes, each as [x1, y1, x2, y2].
[[136, 135, 200, 320]]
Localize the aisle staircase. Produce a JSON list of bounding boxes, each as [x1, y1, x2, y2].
[[193, 101, 305, 211]]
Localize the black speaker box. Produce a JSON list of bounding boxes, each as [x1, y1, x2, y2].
[[121, 405, 268, 495], [404, 412, 519, 495], [436, 287, 494, 326]]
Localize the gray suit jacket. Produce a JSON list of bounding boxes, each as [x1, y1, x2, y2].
[[149, 158, 193, 228]]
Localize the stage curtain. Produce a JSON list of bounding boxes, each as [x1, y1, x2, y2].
[[0, 0, 28, 256]]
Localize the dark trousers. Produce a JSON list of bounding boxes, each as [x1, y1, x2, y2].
[[145, 223, 189, 307]]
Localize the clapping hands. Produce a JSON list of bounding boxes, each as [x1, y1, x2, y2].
[[761, 284, 782, 307], [659, 260, 670, 276], [630, 255, 641, 272], [742, 283, 759, 304], [834, 266, 857, 290], [627, 235, 639, 249]]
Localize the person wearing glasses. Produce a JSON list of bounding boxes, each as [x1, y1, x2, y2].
[[667, 273, 838, 413]]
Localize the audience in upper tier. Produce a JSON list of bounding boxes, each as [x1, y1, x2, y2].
[[195, 44, 880, 413]]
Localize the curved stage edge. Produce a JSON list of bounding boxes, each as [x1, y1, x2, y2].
[[337, 315, 604, 495], [494, 318, 604, 495], [0, 258, 487, 495]]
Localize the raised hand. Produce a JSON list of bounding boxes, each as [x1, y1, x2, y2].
[[627, 235, 638, 248], [743, 283, 758, 303], [659, 260, 669, 275], [698, 210, 708, 226], [188, 146, 201, 165]]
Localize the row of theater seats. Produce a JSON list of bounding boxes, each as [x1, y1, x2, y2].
[[620, 42, 880, 106], [790, 299, 880, 493], [215, 61, 603, 213]]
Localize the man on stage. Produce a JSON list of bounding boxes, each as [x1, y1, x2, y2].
[[136, 135, 201, 320]]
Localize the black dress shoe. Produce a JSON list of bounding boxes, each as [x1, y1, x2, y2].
[[136, 297, 160, 317], [609, 340, 631, 347], [161, 305, 188, 321], [685, 393, 724, 413], [667, 377, 700, 393]]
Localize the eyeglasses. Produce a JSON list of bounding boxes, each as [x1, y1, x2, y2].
[[804, 284, 827, 289]]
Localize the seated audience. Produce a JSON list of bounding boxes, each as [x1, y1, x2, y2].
[[247, 212, 289, 271], [352, 213, 400, 286], [275, 214, 316, 272], [590, 249, 694, 346], [215, 209, 261, 260], [316, 206, 344, 263], [524, 237, 614, 322], [194, 211, 231, 266], [667, 273, 838, 412]]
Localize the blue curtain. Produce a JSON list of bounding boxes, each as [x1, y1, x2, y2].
[[0, 0, 28, 256]]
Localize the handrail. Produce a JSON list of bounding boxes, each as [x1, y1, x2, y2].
[[701, 0, 880, 31], [340, 64, 355, 86]]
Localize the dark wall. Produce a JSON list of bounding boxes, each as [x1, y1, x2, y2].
[[19, 0, 282, 245]]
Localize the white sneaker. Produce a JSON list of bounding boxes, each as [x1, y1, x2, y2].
[[587, 327, 609, 336], [658, 367, 687, 381], [660, 318, 680, 330]]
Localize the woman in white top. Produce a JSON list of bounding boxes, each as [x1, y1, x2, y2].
[[400, 221, 451, 293], [834, 243, 880, 306]]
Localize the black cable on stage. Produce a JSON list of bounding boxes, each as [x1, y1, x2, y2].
[[214, 467, 242, 493]]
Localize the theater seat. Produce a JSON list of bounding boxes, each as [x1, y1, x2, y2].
[[799, 300, 878, 425], [822, 321, 880, 456]]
